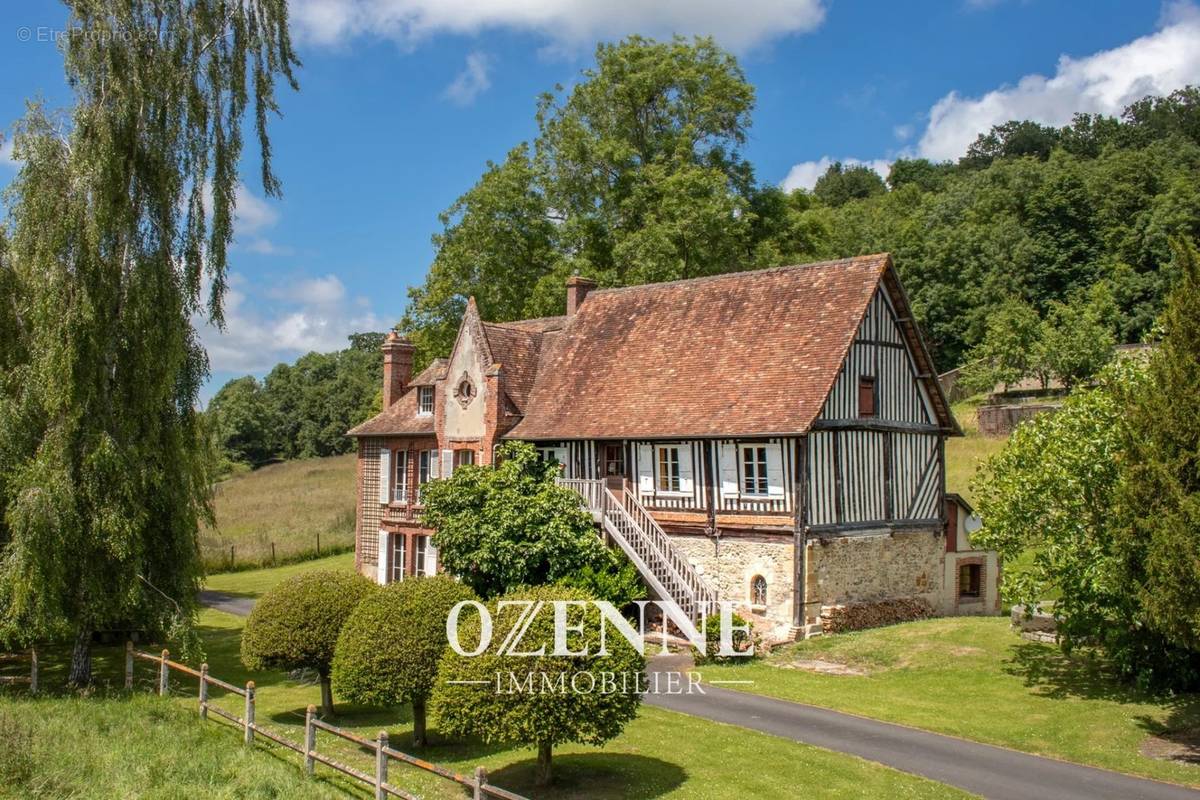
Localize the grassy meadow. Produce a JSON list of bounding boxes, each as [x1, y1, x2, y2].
[[201, 454, 358, 571]]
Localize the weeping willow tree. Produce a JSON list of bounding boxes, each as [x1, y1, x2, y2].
[[0, 1, 298, 685]]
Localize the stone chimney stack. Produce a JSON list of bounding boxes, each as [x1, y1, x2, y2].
[[566, 275, 597, 318], [382, 332, 415, 409]]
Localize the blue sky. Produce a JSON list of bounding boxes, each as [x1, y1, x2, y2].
[[2, 1, 1199, 402]]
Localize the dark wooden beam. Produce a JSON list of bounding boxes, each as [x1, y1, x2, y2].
[[812, 419, 941, 434]]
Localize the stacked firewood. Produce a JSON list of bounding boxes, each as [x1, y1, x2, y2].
[[821, 598, 933, 634]]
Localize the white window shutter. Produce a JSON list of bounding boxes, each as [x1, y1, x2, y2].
[[378, 449, 391, 505], [720, 442, 738, 499], [766, 443, 785, 497], [637, 444, 654, 493], [427, 538, 438, 574], [376, 530, 389, 584], [428, 449, 440, 479], [442, 449, 454, 478], [678, 447, 695, 494]]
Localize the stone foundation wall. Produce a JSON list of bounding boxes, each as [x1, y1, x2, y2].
[[808, 530, 943, 611], [668, 533, 796, 642]]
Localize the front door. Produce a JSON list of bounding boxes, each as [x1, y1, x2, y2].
[[602, 444, 626, 491]]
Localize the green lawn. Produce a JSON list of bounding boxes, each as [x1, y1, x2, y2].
[[698, 617, 1200, 788], [945, 397, 1008, 505], [205, 551, 356, 598], [201, 454, 357, 571]]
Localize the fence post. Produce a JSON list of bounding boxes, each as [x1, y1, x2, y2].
[[230, 544, 235, 568], [198, 664, 209, 719], [271, 542, 276, 565], [29, 646, 37, 695], [159, 649, 169, 696], [244, 681, 255, 745], [316, 531, 321, 556], [375, 731, 388, 800], [474, 766, 486, 800], [124, 641, 133, 690], [304, 705, 316, 776]]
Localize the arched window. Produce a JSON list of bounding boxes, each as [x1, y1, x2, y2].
[[751, 575, 767, 607]]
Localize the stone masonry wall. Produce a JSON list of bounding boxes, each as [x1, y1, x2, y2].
[[808, 530, 943, 610], [668, 533, 795, 642]]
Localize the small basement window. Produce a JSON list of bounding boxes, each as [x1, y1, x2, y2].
[[417, 386, 434, 415], [858, 376, 876, 418], [959, 563, 982, 599], [751, 575, 767, 607]]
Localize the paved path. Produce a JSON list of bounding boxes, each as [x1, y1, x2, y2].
[[645, 656, 1200, 800], [197, 590, 255, 617]]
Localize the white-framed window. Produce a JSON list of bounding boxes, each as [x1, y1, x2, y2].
[[417, 449, 435, 502], [741, 445, 769, 496], [454, 449, 475, 468], [391, 534, 406, 583], [417, 386, 434, 415], [657, 446, 681, 492], [414, 535, 437, 576], [392, 450, 409, 503], [751, 575, 767, 607]]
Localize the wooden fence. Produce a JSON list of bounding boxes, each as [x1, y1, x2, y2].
[[128, 643, 526, 800], [0, 647, 37, 693]]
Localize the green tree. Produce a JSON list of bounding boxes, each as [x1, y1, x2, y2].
[[886, 158, 955, 193], [812, 162, 886, 207], [207, 376, 277, 467], [960, 120, 1061, 169], [331, 576, 477, 746], [431, 585, 645, 786], [0, 0, 297, 684], [1039, 288, 1116, 389], [959, 300, 1045, 393], [419, 442, 613, 599], [1117, 240, 1200, 655], [241, 571, 375, 718]]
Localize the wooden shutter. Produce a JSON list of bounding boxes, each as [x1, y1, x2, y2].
[[376, 531, 389, 584], [637, 444, 654, 493], [858, 377, 876, 418], [766, 443, 785, 498], [427, 537, 438, 574], [378, 448, 391, 505], [678, 447, 694, 494], [428, 449, 440, 479], [441, 449, 454, 479], [945, 498, 958, 553], [719, 442, 738, 500]]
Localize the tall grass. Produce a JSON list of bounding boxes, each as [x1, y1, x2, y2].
[[201, 454, 357, 572]]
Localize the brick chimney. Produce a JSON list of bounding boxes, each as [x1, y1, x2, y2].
[[381, 332, 415, 408], [566, 275, 597, 317]]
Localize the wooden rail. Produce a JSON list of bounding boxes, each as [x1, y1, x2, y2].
[[131, 645, 527, 800], [0, 647, 37, 693]]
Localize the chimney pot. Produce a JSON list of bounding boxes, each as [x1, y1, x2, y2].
[[566, 276, 597, 317], [382, 333, 415, 408]]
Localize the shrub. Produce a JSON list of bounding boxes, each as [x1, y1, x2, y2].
[[240, 569, 375, 717], [555, 558, 646, 608], [432, 585, 644, 786], [331, 576, 477, 746], [694, 611, 759, 665]]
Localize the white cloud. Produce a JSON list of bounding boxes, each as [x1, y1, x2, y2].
[[0, 138, 18, 168], [443, 52, 493, 106], [289, 0, 826, 52], [892, 123, 914, 142], [917, 7, 1200, 160], [780, 156, 892, 192], [225, 183, 289, 255], [199, 273, 383, 374]]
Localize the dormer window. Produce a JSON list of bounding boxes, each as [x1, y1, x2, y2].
[[417, 386, 434, 415]]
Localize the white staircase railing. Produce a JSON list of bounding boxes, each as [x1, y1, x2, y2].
[[557, 479, 717, 633]]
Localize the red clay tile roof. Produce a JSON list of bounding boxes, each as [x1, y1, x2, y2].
[[409, 358, 448, 386], [481, 323, 547, 411], [507, 254, 946, 440], [346, 387, 434, 436]]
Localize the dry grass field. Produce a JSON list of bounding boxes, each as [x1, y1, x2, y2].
[[200, 454, 358, 571]]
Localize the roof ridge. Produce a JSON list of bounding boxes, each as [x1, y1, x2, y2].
[[588, 254, 890, 298]]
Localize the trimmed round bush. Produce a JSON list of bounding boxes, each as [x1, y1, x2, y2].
[[431, 585, 645, 786], [240, 569, 375, 716], [331, 575, 478, 746]]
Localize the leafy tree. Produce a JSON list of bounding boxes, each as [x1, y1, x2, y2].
[[1038, 288, 1116, 389], [331, 576, 477, 746], [419, 442, 613, 599], [207, 377, 277, 467], [813, 162, 887, 207], [431, 585, 644, 786], [886, 159, 955, 193], [959, 300, 1044, 394], [241, 571, 375, 718], [961, 120, 1061, 169], [0, 0, 297, 684], [973, 361, 1145, 652], [556, 561, 646, 609], [1116, 240, 1200, 656]]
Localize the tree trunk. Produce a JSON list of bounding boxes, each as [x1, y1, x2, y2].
[[320, 674, 334, 718], [535, 741, 553, 786], [412, 698, 427, 748], [68, 627, 93, 688]]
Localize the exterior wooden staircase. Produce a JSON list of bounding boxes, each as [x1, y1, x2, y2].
[[557, 478, 718, 643]]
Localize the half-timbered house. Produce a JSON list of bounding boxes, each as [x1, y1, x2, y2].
[[348, 254, 1001, 639]]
